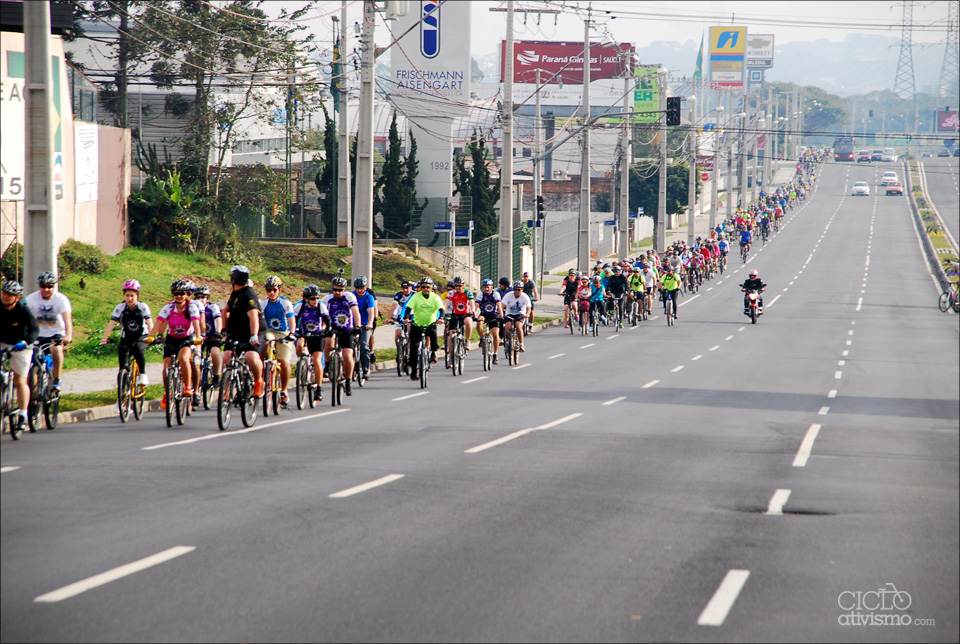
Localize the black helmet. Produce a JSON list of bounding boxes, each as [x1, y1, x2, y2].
[[230, 265, 250, 283], [171, 279, 191, 293], [498, 277, 510, 286], [353, 276, 368, 288], [37, 271, 57, 285], [264, 275, 283, 289], [446, 280, 455, 289], [2, 280, 23, 295], [194, 286, 211, 298], [453, 276, 465, 285], [302, 284, 320, 298]]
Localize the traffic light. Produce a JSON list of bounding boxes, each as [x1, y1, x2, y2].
[[869, 109, 874, 118], [536, 195, 545, 220], [666, 96, 681, 126]]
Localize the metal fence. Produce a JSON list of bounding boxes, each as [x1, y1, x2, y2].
[[473, 226, 530, 282]]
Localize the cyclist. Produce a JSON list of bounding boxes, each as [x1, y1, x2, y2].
[[520, 271, 538, 328], [444, 276, 475, 358], [559, 269, 579, 329], [660, 267, 682, 319], [501, 281, 532, 352], [147, 279, 203, 409], [293, 284, 331, 402], [759, 212, 771, 240], [627, 267, 644, 322], [406, 277, 444, 380], [194, 286, 223, 387], [1, 281, 39, 434], [222, 265, 264, 399], [99, 279, 152, 389], [738, 225, 752, 256], [476, 278, 504, 364], [741, 269, 767, 314], [605, 265, 629, 327], [587, 275, 606, 331], [495, 277, 511, 302], [182, 281, 204, 406], [323, 273, 362, 396], [260, 275, 295, 407], [390, 280, 415, 344], [25, 271, 72, 392], [352, 276, 378, 379]]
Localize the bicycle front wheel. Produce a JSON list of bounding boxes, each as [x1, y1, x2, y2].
[[217, 368, 235, 431], [263, 362, 274, 417], [939, 290, 952, 313], [27, 364, 42, 432], [118, 368, 131, 423], [295, 358, 308, 410], [240, 369, 258, 428], [329, 352, 342, 407], [419, 343, 428, 389], [201, 365, 213, 410]]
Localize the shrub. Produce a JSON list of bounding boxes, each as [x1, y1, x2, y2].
[[58, 239, 110, 278]]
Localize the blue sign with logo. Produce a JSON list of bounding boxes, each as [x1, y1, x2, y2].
[[434, 221, 452, 231], [455, 229, 469, 238], [638, 207, 644, 214], [526, 220, 542, 228], [421, 2, 440, 59], [628, 212, 638, 219]]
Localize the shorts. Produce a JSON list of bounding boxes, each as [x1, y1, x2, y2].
[[479, 313, 501, 331], [303, 335, 325, 355], [163, 334, 195, 359], [265, 330, 294, 363], [330, 330, 356, 352], [1, 343, 33, 377], [504, 314, 526, 324], [563, 293, 577, 306]]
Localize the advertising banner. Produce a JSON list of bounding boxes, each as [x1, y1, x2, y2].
[[501, 40, 634, 84], [633, 65, 661, 124], [745, 34, 774, 68], [74, 123, 98, 203], [0, 76, 26, 201], [391, 1, 472, 105], [513, 78, 626, 108], [709, 26, 746, 89], [935, 109, 958, 132], [696, 154, 715, 180]]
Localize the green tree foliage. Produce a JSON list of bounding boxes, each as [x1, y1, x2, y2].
[[128, 168, 210, 252], [453, 132, 500, 241], [608, 161, 696, 230], [374, 114, 426, 239]]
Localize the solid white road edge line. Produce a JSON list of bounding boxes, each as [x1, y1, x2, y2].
[[329, 474, 404, 498], [34, 546, 196, 603], [765, 489, 792, 516], [697, 569, 751, 626], [793, 423, 823, 467]]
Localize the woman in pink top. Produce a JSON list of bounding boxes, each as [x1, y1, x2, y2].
[[147, 280, 202, 408]]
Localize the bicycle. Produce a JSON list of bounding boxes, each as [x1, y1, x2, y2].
[[939, 284, 960, 313], [591, 304, 600, 337], [394, 319, 410, 377], [218, 340, 259, 431], [502, 318, 521, 366], [294, 331, 325, 410], [610, 296, 624, 331], [262, 334, 295, 417], [27, 337, 61, 431], [740, 243, 750, 264], [628, 292, 641, 326], [163, 342, 192, 428], [199, 335, 221, 411], [115, 342, 146, 423], [413, 323, 433, 389], [1, 348, 26, 441], [664, 290, 679, 326], [478, 325, 494, 371], [446, 315, 467, 377]]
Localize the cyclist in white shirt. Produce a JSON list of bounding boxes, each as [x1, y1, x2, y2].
[[500, 280, 532, 352], [24, 271, 72, 391]]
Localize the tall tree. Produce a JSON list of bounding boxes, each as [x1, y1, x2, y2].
[[374, 114, 426, 239], [453, 132, 500, 241]]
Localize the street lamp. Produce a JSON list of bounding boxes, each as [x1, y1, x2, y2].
[[686, 94, 697, 246]]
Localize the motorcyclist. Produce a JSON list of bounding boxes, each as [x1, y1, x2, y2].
[[741, 269, 766, 314]]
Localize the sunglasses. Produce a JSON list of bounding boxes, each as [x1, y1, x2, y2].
[[332, 288, 344, 293], [265, 287, 278, 293], [173, 291, 187, 296], [307, 296, 320, 301], [513, 288, 522, 291], [40, 284, 55, 289]]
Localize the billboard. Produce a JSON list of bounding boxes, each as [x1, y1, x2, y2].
[[501, 40, 634, 84], [513, 78, 628, 108], [633, 65, 661, 124], [936, 109, 958, 132], [745, 34, 774, 68], [709, 26, 746, 89]]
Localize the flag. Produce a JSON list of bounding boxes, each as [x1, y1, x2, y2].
[[693, 34, 704, 85]]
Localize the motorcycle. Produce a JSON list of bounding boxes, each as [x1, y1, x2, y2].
[[741, 286, 763, 324]]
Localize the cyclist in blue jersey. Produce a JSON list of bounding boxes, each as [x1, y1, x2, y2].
[[260, 275, 295, 406], [738, 226, 753, 255]]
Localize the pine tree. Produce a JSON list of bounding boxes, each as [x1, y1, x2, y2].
[[453, 132, 500, 241]]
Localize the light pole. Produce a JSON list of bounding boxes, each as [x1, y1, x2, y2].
[[710, 104, 723, 230], [737, 111, 746, 209], [686, 94, 697, 247]]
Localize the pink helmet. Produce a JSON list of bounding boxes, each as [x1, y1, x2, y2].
[[122, 279, 141, 292]]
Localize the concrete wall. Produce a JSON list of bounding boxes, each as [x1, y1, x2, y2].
[[96, 125, 131, 255]]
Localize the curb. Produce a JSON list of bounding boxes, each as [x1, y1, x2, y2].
[[905, 161, 951, 291], [55, 317, 564, 425]]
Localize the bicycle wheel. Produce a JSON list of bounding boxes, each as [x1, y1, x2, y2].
[[419, 341, 428, 389], [174, 369, 187, 426], [329, 351, 342, 407], [295, 358, 308, 410], [27, 363, 42, 432], [8, 411, 23, 440], [449, 334, 459, 377], [592, 311, 599, 337], [217, 368, 234, 430], [240, 369, 258, 428], [457, 337, 465, 376], [164, 369, 175, 427], [481, 335, 489, 372], [132, 378, 145, 421], [43, 389, 59, 431], [118, 368, 131, 424], [939, 290, 952, 313], [201, 364, 213, 410], [262, 362, 274, 417]]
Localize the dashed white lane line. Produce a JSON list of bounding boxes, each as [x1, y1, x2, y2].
[[819, 406, 830, 415], [793, 423, 823, 467], [547, 353, 565, 359], [827, 390, 838, 398], [642, 379, 660, 388], [709, 345, 720, 351], [679, 294, 700, 307], [329, 474, 405, 498], [1, 466, 20, 474], [765, 489, 792, 516], [725, 335, 734, 341], [838, 360, 845, 366], [462, 376, 488, 384], [767, 294, 782, 307], [513, 364, 530, 370], [691, 355, 703, 361], [846, 340, 852, 346], [848, 330, 854, 336], [738, 326, 746, 332], [142, 409, 350, 451], [835, 371, 843, 380], [707, 287, 714, 292], [842, 350, 849, 357], [580, 343, 595, 349], [393, 392, 429, 402], [697, 569, 751, 626], [465, 413, 584, 454], [603, 396, 626, 406], [856, 298, 863, 311], [806, 254, 814, 264], [34, 546, 196, 603], [671, 365, 685, 373], [606, 334, 620, 340]]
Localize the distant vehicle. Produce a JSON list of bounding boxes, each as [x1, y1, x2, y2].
[[857, 150, 872, 163], [871, 149, 884, 161], [922, 152, 933, 157], [881, 148, 898, 162], [954, 148, 959, 157], [938, 148, 951, 157], [885, 181, 903, 196], [881, 171, 899, 185], [852, 181, 870, 196], [833, 136, 855, 162]]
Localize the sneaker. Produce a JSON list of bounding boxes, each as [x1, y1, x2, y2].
[[601, 316, 607, 324], [280, 391, 289, 406], [192, 394, 201, 407], [254, 380, 264, 398], [161, 394, 167, 410], [410, 373, 419, 381], [212, 375, 220, 388], [429, 352, 437, 364], [184, 387, 194, 398], [344, 381, 352, 396], [370, 351, 377, 363], [136, 374, 149, 386], [314, 388, 323, 402], [588, 326, 593, 332], [564, 323, 570, 329], [519, 343, 525, 352], [492, 354, 499, 365], [53, 379, 62, 392]]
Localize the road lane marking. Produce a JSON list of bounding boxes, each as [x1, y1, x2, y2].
[[725, 335, 734, 341], [856, 298, 863, 311], [1, 466, 21, 473], [691, 355, 703, 361], [697, 570, 751, 626], [767, 294, 782, 307], [765, 489, 792, 516], [806, 254, 814, 264], [709, 345, 720, 351], [835, 372, 843, 380], [819, 407, 830, 415], [461, 376, 488, 384], [606, 334, 620, 340], [679, 294, 700, 307], [642, 380, 660, 388], [580, 343, 595, 349], [142, 409, 350, 451], [671, 365, 684, 373], [846, 340, 852, 346], [848, 330, 854, 336], [465, 413, 583, 453], [603, 397, 626, 406], [34, 546, 196, 603], [838, 360, 845, 366], [738, 327, 746, 332], [329, 474, 404, 498], [782, 287, 789, 292], [707, 287, 714, 291], [793, 423, 823, 467], [827, 390, 837, 398], [513, 364, 530, 370], [536, 413, 583, 429], [547, 353, 565, 359], [393, 392, 430, 401], [842, 350, 849, 357]]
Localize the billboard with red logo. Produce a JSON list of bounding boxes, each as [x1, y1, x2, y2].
[[936, 109, 958, 132], [500, 41, 634, 84]]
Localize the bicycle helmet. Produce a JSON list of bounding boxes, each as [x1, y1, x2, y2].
[[230, 265, 250, 283], [420, 277, 434, 287], [194, 285, 210, 298], [170, 279, 191, 293], [331, 274, 348, 288], [37, 271, 57, 285], [302, 284, 321, 298], [612, 265, 621, 273], [498, 277, 510, 287], [447, 279, 455, 289], [183, 279, 196, 293], [264, 275, 283, 289], [353, 276, 368, 288], [122, 279, 141, 292], [481, 278, 493, 287], [2, 280, 23, 295], [591, 275, 601, 283], [400, 281, 413, 288], [453, 276, 465, 285], [512, 280, 523, 289]]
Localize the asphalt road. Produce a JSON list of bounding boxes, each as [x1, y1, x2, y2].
[[919, 156, 960, 245], [2, 160, 958, 643]]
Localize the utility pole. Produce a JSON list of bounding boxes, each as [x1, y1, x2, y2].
[[24, 0, 56, 288], [687, 97, 697, 247], [655, 68, 667, 253], [765, 87, 772, 188], [725, 92, 733, 222], [618, 74, 630, 260], [337, 0, 352, 247], [578, 10, 592, 270], [534, 68, 543, 281], [498, 0, 515, 280], [710, 103, 722, 232], [352, 0, 376, 281]]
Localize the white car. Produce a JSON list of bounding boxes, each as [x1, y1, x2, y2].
[[852, 181, 870, 196], [881, 148, 898, 162], [881, 171, 898, 186]]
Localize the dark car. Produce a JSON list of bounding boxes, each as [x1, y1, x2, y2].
[[938, 148, 951, 157]]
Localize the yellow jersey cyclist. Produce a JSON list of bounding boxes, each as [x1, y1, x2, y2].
[[660, 267, 682, 319]]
